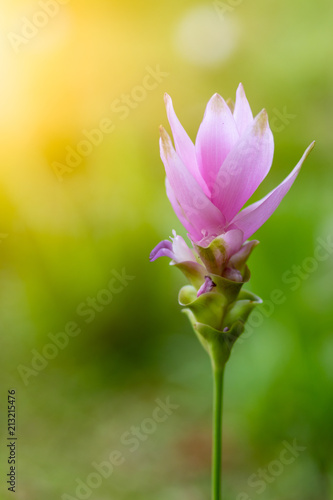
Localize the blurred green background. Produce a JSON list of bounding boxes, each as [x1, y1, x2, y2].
[[0, 0, 332, 499]]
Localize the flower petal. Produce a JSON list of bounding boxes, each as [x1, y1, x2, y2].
[[223, 267, 243, 282], [223, 229, 244, 259], [229, 240, 259, 272], [212, 109, 274, 223], [165, 179, 202, 241], [150, 240, 174, 262], [164, 94, 210, 197], [229, 142, 315, 241], [150, 234, 197, 264], [160, 126, 225, 243], [195, 93, 239, 192], [233, 83, 253, 136], [170, 231, 197, 263]]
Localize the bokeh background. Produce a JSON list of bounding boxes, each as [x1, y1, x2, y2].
[[0, 0, 332, 499]]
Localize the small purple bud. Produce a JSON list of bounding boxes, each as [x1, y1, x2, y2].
[[223, 267, 243, 282], [197, 276, 216, 297]]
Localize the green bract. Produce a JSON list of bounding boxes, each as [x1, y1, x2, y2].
[[175, 236, 262, 370], [181, 283, 262, 369]]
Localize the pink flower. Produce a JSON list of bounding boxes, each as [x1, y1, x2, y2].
[[151, 84, 314, 279]]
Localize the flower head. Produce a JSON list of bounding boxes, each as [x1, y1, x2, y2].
[[151, 84, 314, 284]]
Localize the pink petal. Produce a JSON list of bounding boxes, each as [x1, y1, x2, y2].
[[229, 142, 315, 241], [223, 267, 243, 282], [160, 127, 225, 242], [212, 109, 274, 223], [150, 240, 174, 262], [223, 229, 244, 258], [233, 83, 253, 136], [164, 94, 210, 197], [170, 231, 197, 263], [229, 240, 259, 269], [150, 233, 199, 265], [195, 93, 239, 193], [165, 179, 202, 241]]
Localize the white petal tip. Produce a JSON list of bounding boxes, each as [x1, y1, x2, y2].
[[159, 125, 167, 139], [253, 109, 269, 134], [208, 93, 229, 113], [164, 93, 171, 105], [210, 93, 224, 103], [237, 82, 245, 93], [301, 141, 316, 161], [159, 126, 172, 155]]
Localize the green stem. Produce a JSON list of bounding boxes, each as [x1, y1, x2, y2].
[[212, 366, 225, 500]]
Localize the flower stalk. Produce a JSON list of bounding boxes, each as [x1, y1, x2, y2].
[[150, 85, 315, 499], [212, 365, 224, 500]]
